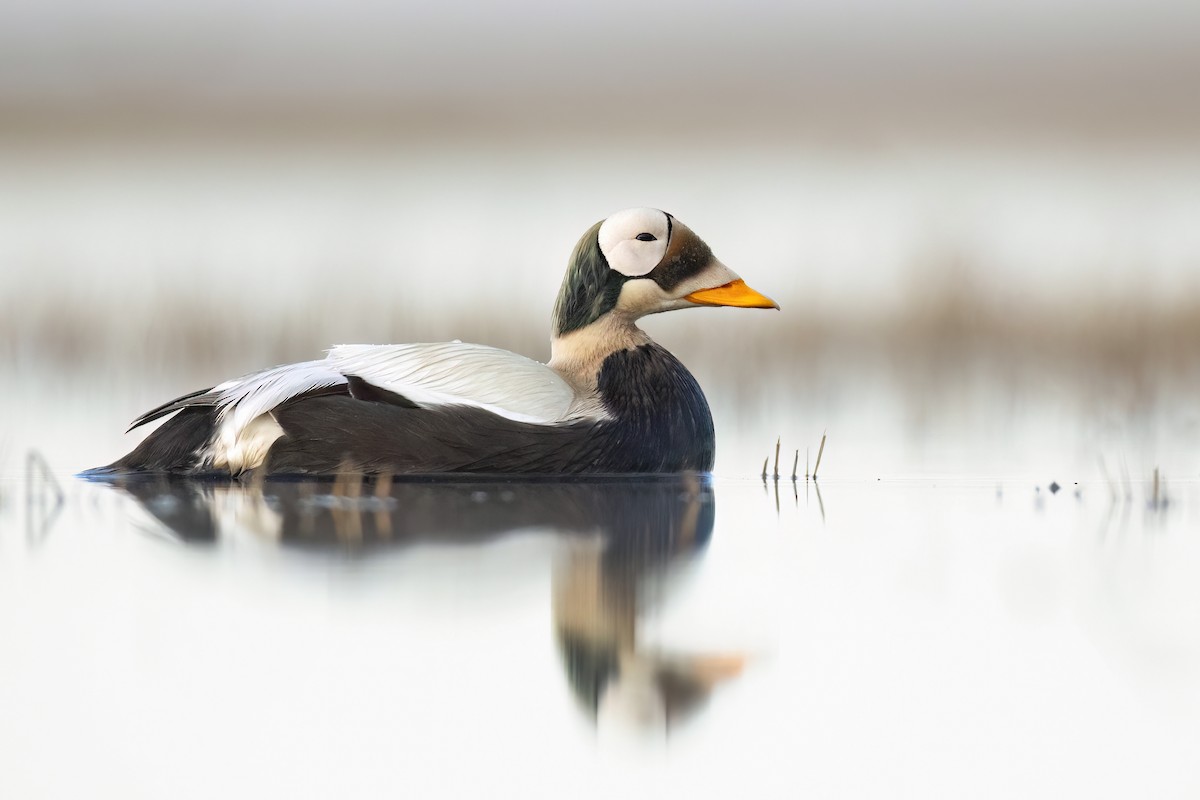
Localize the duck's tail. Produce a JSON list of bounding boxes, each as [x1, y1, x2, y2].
[[87, 403, 221, 476]]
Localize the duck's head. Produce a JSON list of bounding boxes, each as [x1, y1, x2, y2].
[[553, 208, 779, 337]]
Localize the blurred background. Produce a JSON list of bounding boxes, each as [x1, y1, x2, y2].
[[3, 0, 1199, 476], [4, 6, 1200, 796]]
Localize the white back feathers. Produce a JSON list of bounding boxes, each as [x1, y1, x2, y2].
[[203, 342, 580, 472], [327, 343, 575, 424]]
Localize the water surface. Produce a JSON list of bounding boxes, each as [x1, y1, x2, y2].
[[2, 459, 1197, 798]]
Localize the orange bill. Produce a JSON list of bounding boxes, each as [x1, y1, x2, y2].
[[684, 279, 779, 309]]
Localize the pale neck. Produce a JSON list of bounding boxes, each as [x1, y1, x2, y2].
[[548, 312, 652, 393]]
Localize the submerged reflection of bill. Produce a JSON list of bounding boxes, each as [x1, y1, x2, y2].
[[92, 473, 747, 732]]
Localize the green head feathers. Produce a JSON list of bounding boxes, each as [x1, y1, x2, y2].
[[552, 220, 628, 336]]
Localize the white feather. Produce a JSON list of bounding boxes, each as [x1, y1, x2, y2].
[[598, 208, 670, 277], [327, 342, 576, 424], [214, 360, 346, 453], [212, 413, 285, 474]]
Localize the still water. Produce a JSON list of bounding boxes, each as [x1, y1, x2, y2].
[[2, 455, 1197, 797]]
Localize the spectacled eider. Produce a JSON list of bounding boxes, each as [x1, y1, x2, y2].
[[96, 208, 778, 477]]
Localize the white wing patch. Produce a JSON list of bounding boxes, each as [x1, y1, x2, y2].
[[206, 360, 346, 471], [201, 343, 581, 472], [328, 343, 576, 424], [216, 360, 346, 447]]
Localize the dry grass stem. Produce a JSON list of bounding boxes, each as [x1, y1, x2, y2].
[[813, 432, 827, 480]]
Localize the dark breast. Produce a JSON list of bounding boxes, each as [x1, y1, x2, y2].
[[590, 342, 715, 472], [264, 343, 715, 476]]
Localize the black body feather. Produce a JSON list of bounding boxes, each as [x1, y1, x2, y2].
[[107, 406, 220, 473], [125, 386, 218, 432]]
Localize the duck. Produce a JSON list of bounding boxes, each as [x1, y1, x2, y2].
[[97, 208, 778, 477]]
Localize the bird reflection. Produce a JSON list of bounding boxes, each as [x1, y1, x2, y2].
[[94, 472, 745, 731]]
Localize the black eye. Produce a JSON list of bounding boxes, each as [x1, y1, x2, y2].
[[635, 232, 657, 242]]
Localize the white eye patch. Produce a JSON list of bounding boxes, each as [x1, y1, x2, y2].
[[597, 207, 670, 277]]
